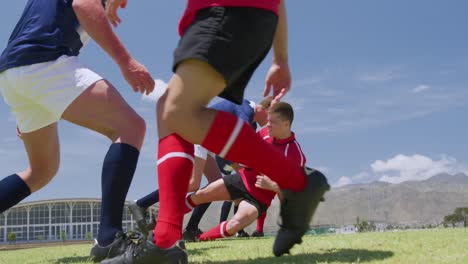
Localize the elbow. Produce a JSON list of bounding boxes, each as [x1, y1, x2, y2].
[[72, 0, 88, 15]]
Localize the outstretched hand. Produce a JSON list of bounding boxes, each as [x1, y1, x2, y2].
[[105, 0, 128, 27], [120, 58, 155, 95], [264, 63, 291, 105]]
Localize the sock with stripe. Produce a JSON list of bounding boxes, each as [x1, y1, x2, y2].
[[199, 221, 232, 241], [154, 133, 194, 249], [201, 111, 306, 191], [184, 194, 197, 214]]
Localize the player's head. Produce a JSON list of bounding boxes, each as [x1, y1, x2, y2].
[[267, 101, 294, 138], [253, 96, 273, 126]]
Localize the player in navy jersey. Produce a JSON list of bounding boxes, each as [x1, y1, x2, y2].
[[0, 0, 154, 262], [127, 97, 272, 239]]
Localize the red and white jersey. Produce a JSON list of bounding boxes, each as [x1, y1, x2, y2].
[[240, 127, 307, 207], [179, 0, 281, 35]]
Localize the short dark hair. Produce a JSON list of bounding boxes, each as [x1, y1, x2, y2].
[[269, 102, 294, 125]]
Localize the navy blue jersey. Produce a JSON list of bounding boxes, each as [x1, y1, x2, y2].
[[209, 99, 257, 174], [0, 0, 87, 73]]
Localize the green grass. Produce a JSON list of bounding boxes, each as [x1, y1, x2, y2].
[[0, 229, 466, 263]]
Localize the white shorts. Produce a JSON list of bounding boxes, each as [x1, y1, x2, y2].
[[194, 144, 214, 160], [0, 55, 102, 133]]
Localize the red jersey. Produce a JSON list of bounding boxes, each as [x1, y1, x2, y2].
[[240, 127, 307, 207], [179, 0, 281, 35]]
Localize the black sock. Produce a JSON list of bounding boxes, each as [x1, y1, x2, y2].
[[0, 174, 31, 213], [98, 143, 139, 246], [186, 202, 211, 231], [219, 201, 232, 223], [136, 190, 160, 208]]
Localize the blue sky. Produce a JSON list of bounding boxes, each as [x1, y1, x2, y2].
[[0, 1, 467, 202]]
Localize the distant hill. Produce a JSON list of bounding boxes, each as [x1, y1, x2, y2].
[[189, 173, 468, 233], [313, 172, 468, 226], [425, 173, 468, 184]]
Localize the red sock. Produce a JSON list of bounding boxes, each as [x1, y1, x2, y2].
[[202, 111, 306, 191], [184, 194, 196, 214], [199, 221, 232, 241], [154, 134, 194, 249], [256, 211, 267, 232]]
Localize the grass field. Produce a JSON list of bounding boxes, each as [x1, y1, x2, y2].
[[0, 228, 466, 264]]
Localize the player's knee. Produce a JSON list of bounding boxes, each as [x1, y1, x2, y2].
[[28, 164, 59, 191], [157, 93, 200, 130], [109, 113, 146, 147], [159, 104, 181, 129], [128, 113, 146, 138]]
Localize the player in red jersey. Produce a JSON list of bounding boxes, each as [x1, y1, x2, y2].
[[103, 1, 329, 263], [183, 102, 306, 241]]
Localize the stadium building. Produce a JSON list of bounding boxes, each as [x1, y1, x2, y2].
[[0, 199, 157, 244]]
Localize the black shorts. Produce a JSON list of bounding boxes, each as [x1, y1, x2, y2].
[[222, 173, 268, 216], [173, 7, 278, 104]]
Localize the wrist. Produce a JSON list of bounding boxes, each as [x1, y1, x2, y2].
[[115, 51, 132, 67], [273, 57, 289, 67]]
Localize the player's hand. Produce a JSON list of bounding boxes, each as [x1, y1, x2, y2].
[[264, 62, 291, 104], [255, 175, 279, 192], [119, 58, 155, 95], [105, 0, 127, 27]]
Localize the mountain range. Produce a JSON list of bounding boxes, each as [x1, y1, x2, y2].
[[190, 173, 468, 233]]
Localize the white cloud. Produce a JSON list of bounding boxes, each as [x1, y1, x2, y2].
[[372, 154, 468, 184], [413, 84, 430, 93], [141, 79, 168, 102], [334, 176, 353, 187], [351, 171, 370, 180]]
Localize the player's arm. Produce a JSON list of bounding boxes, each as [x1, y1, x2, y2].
[[72, 0, 154, 95], [272, 0, 288, 69], [264, 0, 291, 104]]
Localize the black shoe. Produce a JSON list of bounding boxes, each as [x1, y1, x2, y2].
[[182, 228, 203, 242], [236, 230, 250, 238], [89, 231, 138, 262], [251, 231, 264, 237], [100, 238, 188, 264], [273, 167, 330, 257], [128, 202, 149, 237]]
